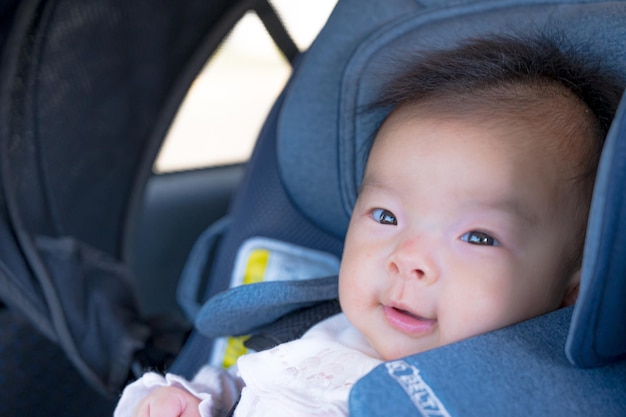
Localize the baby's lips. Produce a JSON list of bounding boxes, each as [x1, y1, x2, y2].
[[382, 305, 437, 335], [394, 306, 428, 320], [385, 299, 435, 320]]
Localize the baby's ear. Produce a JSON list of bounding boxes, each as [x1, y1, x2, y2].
[[561, 269, 580, 307]]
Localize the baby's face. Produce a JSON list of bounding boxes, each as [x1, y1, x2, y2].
[[339, 105, 581, 360]]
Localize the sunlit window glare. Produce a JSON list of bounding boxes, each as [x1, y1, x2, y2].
[[154, 0, 337, 173]]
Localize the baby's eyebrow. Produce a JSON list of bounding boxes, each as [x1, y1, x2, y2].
[[358, 175, 396, 194], [471, 199, 538, 225], [360, 175, 538, 225]]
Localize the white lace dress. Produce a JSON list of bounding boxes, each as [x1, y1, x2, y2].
[[114, 313, 382, 417]]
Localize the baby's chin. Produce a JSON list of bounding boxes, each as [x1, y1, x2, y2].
[[374, 341, 442, 361]]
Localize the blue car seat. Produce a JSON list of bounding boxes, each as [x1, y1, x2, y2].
[[1, 0, 624, 415], [173, 0, 626, 415]]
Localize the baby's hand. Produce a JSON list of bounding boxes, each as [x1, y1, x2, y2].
[[132, 386, 202, 417]]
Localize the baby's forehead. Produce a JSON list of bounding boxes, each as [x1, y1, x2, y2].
[[371, 98, 592, 210], [393, 84, 598, 170]]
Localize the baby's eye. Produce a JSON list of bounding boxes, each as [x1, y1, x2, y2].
[[371, 208, 397, 225], [460, 231, 500, 246]]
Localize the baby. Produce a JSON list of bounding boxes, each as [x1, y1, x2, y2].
[[114, 33, 623, 416]]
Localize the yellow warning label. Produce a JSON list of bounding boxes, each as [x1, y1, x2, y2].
[[220, 249, 270, 368], [243, 249, 270, 285], [222, 335, 250, 369]]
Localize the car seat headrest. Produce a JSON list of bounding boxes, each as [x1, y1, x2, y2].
[[277, 0, 626, 367], [277, 0, 626, 239]]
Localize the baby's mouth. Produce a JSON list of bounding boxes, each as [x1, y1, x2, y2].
[[382, 305, 437, 335]]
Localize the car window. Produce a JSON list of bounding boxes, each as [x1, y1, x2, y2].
[[154, 0, 338, 173]]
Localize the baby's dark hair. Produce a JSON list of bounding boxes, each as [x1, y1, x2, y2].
[[375, 32, 624, 271], [376, 33, 622, 137]]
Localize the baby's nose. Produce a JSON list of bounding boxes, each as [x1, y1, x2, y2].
[[387, 237, 438, 284]]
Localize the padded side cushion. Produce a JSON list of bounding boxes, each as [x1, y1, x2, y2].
[[195, 276, 338, 337], [351, 307, 626, 417], [567, 92, 626, 367]]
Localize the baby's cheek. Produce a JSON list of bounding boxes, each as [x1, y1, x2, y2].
[[476, 296, 536, 337], [444, 288, 515, 342], [338, 272, 360, 310]]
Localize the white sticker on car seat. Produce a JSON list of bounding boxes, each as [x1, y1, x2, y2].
[[229, 237, 341, 287], [385, 361, 451, 417], [210, 237, 341, 368]]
